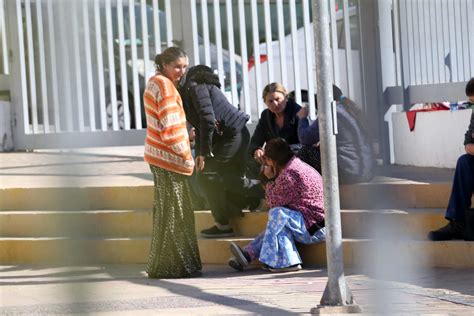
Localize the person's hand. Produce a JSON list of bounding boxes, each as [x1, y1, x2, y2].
[[253, 148, 265, 164], [465, 144, 474, 155], [195, 155, 205, 172], [297, 106, 309, 119], [188, 127, 196, 142], [262, 164, 277, 179]]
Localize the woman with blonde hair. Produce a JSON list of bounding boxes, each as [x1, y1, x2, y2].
[[248, 82, 303, 176]]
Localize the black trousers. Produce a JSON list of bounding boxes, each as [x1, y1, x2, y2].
[[198, 126, 254, 225], [445, 154, 474, 223]]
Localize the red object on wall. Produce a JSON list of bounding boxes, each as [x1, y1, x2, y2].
[[405, 103, 449, 132]]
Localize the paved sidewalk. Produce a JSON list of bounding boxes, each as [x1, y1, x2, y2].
[[0, 147, 152, 189], [1, 264, 473, 315]]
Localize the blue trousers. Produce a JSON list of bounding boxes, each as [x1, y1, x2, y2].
[[244, 207, 326, 268], [445, 154, 474, 222]]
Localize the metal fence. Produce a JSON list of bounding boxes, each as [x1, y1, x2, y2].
[[7, 0, 173, 139], [395, 0, 474, 87], [189, 0, 363, 122], [4, 0, 473, 156], [0, 0, 8, 76], [0, 0, 9, 93], [6, 0, 365, 149]]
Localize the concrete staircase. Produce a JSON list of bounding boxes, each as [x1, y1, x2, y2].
[[1, 181, 473, 267]]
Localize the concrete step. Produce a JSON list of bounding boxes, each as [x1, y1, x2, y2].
[[198, 209, 449, 240], [0, 210, 153, 238], [339, 182, 450, 209], [0, 182, 452, 210], [1, 237, 473, 268], [0, 209, 447, 239], [0, 186, 154, 210]]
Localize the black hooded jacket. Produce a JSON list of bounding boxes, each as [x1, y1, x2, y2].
[[179, 65, 250, 157]]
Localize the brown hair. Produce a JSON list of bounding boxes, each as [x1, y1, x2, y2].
[[262, 82, 288, 101], [264, 138, 294, 168], [154, 47, 187, 72], [466, 77, 474, 97]]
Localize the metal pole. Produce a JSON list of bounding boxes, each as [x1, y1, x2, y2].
[[310, 0, 358, 311]]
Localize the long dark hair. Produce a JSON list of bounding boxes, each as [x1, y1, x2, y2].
[[338, 96, 371, 139], [467, 77, 474, 97], [264, 138, 294, 169], [154, 47, 187, 72]]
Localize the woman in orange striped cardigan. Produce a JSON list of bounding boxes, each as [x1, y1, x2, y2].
[[144, 47, 201, 278]]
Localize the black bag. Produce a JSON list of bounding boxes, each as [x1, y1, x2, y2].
[[464, 208, 474, 241]]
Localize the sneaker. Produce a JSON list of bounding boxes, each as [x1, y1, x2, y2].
[[229, 242, 249, 266], [267, 264, 302, 273], [201, 225, 234, 238], [228, 256, 244, 271], [428, 221, 464, 241]]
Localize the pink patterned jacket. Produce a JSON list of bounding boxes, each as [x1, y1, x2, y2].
[[265, 156, 325, 229]]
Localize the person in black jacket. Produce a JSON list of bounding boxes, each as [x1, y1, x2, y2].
[[429, 77, 474, 241], [179, 65, 253, 238], [248, 83, 303, 177]]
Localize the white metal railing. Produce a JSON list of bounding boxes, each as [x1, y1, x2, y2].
[[0, 0, 9, 93], [190, 0, 363, 122], [8, 0, 364, 148], [0, 0, 9, 76], [396, 0, 474, 87], [9, 0, 173, 137]]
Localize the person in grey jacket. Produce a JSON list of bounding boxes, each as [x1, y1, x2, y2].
[[296, 85, 374, 184], [179, 65, 254, 238], [429, 77, 474, 241]]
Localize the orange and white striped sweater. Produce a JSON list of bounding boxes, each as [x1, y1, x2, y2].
[[143, 74, 194, 176]]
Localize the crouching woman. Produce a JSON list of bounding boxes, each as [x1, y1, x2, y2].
[[228, 138, 325, 272]]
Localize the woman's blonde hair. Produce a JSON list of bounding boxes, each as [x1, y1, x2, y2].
[[262, 82, 288, 101]]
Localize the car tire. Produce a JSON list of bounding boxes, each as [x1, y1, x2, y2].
[[106, 87, 134, 130]]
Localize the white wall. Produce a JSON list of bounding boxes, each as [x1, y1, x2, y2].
[[391, 109, 472, 168]]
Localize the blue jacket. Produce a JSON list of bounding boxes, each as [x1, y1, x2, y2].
[[298, 103, 374, 183]]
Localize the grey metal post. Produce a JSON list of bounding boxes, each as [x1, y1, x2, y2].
[[310, 0, 358, 312], [170, 1, 197, 65], [4, 0, 26, 149]]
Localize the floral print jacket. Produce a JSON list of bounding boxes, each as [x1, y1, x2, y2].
[[265, 156, 325, 229]]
